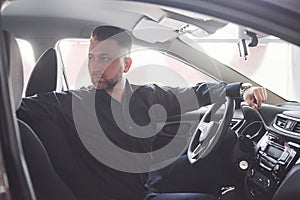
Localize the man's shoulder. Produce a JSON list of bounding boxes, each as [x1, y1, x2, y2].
[[22, 90, 71, 104], [19, 87, 96, 112], [23, 86, 94, 101], [18, 87, 96, 120]]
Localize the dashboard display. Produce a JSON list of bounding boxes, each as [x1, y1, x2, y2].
[[266, 145, 283, 159]]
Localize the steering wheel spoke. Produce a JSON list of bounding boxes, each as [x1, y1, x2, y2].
[[191, 143, 202, 158], [188, 97, 235, 163]]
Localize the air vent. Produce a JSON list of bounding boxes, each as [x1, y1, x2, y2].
[[275, 116, 288, 128], [294, 122, 300, 133], [274, 114, 300, 135]]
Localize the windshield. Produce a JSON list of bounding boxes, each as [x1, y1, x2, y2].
[[181, 23, 300, 102]]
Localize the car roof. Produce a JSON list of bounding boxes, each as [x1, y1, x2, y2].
[[2, 0, 300, 48]]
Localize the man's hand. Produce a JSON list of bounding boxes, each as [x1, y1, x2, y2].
[[243, 86, 267, 109]]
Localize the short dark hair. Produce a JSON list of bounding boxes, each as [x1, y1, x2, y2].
[[91, 25, 132, 54]]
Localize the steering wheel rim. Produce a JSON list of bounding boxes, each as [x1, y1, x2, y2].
[[187, 97, 235, 164]]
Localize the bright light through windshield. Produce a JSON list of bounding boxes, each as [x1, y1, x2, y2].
[[182, 23, 300, 102]]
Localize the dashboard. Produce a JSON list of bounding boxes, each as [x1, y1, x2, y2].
[[237, 107, 300, 200]]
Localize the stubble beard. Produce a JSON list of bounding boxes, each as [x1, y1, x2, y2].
[[94, 72, 123, 91]]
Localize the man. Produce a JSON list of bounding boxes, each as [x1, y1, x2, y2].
[[18, 25, 267, 200]]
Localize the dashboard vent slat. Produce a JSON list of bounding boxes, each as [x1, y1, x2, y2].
[[275, 116, 288, 128], [294, 122, 300, 133]]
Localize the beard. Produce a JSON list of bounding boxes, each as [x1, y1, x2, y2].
[[92, 72, 122, 90]]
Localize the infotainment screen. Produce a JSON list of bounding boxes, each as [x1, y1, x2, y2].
[[266, 145, 283, 159]]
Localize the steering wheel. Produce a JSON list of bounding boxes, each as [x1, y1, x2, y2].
[[188, 97, 235, 164]]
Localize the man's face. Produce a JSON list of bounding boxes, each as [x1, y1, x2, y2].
[[88, 38, 127, 90]]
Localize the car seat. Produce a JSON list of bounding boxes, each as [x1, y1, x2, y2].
[[5, 30, 76, 200], [25, 48, 58, 97]]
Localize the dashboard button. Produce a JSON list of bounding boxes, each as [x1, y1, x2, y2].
[[273, 164, 281, 174], [279, 151, 289, 162]]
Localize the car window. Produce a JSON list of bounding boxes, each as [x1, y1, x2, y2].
[[181, 23, 300, 102], [56, 39, 90, 89], [56, 39, 216, 89]]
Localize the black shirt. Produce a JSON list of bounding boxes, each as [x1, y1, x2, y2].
[[17, 81, 241, 200]]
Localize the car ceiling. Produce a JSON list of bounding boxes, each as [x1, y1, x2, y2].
[[2, 0, 146, 35], [1, 0, 148, 51], [2, 0, 300, 49], [1, 0, 230, 57]]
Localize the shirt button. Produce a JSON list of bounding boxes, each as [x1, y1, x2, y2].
[[129, 126, 132, 130]]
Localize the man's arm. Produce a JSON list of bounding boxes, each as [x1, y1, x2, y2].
[[150, 82, 267, 116], [17, 91, 73, 124]]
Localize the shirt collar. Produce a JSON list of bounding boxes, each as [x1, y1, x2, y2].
[[91, 79, 134, 103]]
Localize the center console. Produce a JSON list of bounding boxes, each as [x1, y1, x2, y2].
[[245, 132, 298, 200]]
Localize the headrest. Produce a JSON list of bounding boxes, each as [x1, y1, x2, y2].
[[25, 48, 57, 97], [4, 31, 24, 110]]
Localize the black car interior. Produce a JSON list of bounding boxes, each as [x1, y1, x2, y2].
[[25, 48, 58, 97], [3, 11, 300, 200], [7, 28, 300, 200], [6, 30, 76, 200], [237, 106, 300, 200]]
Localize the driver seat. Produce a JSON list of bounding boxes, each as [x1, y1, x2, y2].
[[25, 48, 58, 97], [6, 30, 76, 200]]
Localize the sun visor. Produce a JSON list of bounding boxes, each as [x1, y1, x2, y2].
[[132, 17, 219, 43], [132, 18, 180, 43]]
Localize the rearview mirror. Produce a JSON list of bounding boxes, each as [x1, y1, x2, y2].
[[238, 39, 249, 60]]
